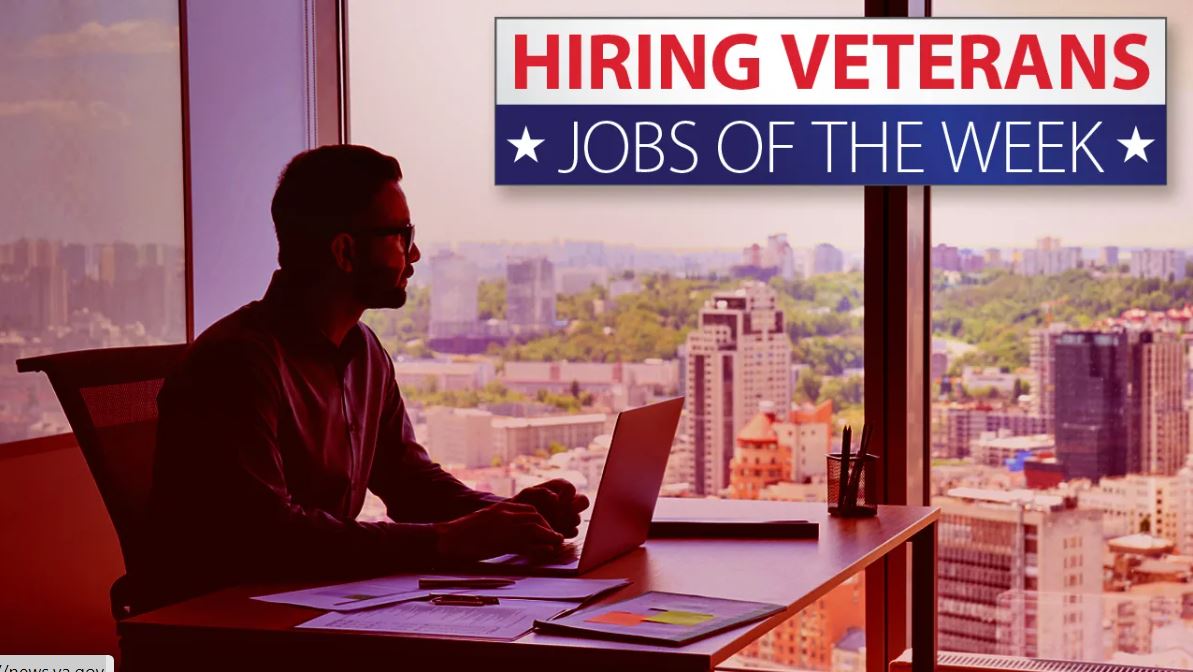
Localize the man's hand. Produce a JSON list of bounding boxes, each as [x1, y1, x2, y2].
[[511, 478, 591, 538], [433, 501, 563, 562]]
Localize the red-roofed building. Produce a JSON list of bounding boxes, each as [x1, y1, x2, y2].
[[728, 405, 786, 500]]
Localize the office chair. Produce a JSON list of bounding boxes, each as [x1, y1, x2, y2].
[[17, 344, 188, 619]]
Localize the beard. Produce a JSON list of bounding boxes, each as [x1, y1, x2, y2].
[[352, 264, 408, 309]]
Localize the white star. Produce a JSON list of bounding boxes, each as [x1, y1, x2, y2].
[[1117, 126, 1155, 163], [507, 126, 545, 163]]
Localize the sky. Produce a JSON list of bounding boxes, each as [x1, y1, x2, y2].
[[0, 0, 184, 246], [348, 0, 1193, 252], [1, 1, 1189, 251]]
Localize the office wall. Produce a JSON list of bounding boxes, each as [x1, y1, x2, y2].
[[0, 442, 124, 656], [187, 0, 323, 335]]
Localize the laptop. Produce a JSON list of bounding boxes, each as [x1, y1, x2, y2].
[[477, 396, 684, 576]]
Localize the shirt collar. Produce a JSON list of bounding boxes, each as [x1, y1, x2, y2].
[[259, 270, 367, 364]]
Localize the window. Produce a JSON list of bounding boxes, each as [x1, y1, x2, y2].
[[930, 0, 1193, 663], [347, 1, 867, 669], [0, 2, 186, 444]]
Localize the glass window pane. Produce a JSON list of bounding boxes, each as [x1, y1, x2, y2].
[[349, 2, 865, 670], [1, 2, 186, 443], [931, 0, 1193, 664]]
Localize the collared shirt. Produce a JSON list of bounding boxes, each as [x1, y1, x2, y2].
[[146, 271, 501, 605]]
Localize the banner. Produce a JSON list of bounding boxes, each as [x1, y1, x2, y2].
[[494, 18, 1166, 185]]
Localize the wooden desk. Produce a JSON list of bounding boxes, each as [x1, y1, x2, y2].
[[120, 499, 939, 672]]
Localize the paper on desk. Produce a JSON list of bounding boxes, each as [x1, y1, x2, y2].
[[251, 575, 429, 611], [296, 598, 573, 641], [430, 577, 630, 602], [253, 575, 630, 612]]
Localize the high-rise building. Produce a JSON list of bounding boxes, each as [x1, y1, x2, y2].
[[1055, 331, 1138, 481], [1016, 238, 1082, 276], [1037, 236, 1061, 252], [935, 489, 1103, 660], [808, 243, 844, 276], [428, 250, 480, 339], [984, 248, 1004, 270], [1102, 246, 1121, 268], [492, 413, 610, 462], [1054, 330, 1188, 480], [1076, 473, 1182, 541], [932, 244, 962, 272], [1130, 248, 1187, 281], [1177, 453, 1193, 555], [765, 234, 796, 279], [737, 234, 797, 281], [1028, 323, 1069, 431], [683, 282, 791, 495], [60, 243, 87, 284], [1138, 332, 1189, 475], [425, 407, 498, 468], [506, 256, 555, 334], [930, 340, 949, 385], [28, 265, 68, 330], [941, 405, 1049, 459], [780, 400, 833, 483], [960, 250, 986, 273]]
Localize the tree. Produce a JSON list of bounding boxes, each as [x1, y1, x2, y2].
[[796, 369, 822, 403], [477, 279, 506, 320], [819, 375, 863, 407]]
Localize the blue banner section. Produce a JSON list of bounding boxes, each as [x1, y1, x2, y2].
[[495, 105, 1165, 185]]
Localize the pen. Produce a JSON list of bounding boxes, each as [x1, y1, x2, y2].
[[846, 424, 869, 508], [430, 595, 500, 606], [838, 425, 852, 509], [418, 578, 517, 589]]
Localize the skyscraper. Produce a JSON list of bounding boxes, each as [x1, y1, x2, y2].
[[683, 282, 791, 495], [506, 256, 555, 334], [1129, 248, 1187, 281], [1138, 331, 1189, 476], [1028, 322, 1069, 432], [1054, 329, 1187, 480], [1102, 246, 1120, 268], [28, 265, 68, 330], [428, 250, 480, 339], [764, 234, 796, 280], [808, 243, 844, 276], [935, 489, 1103, 660], [1055, 331, 1138, 481]]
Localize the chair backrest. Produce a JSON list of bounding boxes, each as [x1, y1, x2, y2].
[[16, 344, 188, 584]]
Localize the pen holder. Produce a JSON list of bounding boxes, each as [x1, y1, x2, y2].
[[827, 452, 878, 517]]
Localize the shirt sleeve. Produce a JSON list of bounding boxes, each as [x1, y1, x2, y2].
[[368, 361, 505, 524], [152, 338, 441, 584]]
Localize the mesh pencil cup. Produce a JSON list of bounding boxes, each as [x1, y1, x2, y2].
[[827, 452, 878, 517]]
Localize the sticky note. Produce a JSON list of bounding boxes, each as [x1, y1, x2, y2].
[[644, 610, 716, 626], [587, 611, 649, 626]]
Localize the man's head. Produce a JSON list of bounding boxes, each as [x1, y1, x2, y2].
[[271, 144, 420, 309]]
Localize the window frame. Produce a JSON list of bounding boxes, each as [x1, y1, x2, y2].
[[5, 1, 933, 670]]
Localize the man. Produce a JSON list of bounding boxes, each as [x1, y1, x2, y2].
[[146, 145, 587, 607]]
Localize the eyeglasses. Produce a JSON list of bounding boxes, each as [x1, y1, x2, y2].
[[349, 223, 415, 254]]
